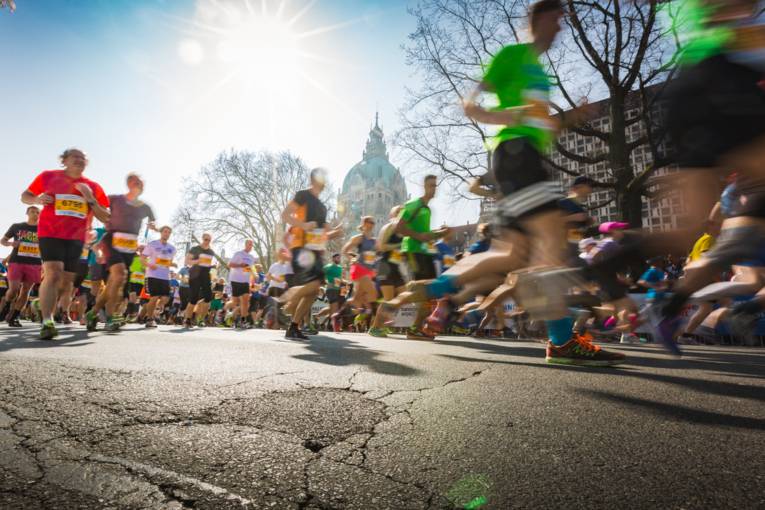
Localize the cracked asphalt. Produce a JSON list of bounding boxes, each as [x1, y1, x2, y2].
[[0, 324, 763, 509]]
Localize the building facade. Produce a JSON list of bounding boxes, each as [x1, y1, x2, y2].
[[548, 90, 683, 231], [337, 114, 409, 240]]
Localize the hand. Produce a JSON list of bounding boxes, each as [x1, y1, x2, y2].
[[74, 183, 95, 202], [37, 193, 54, 205], [415, 233, 431, 243], [12, 241, 20, 248], [149, 264, 158, 270], [463, 99, 483, 118], [302, 221, 318, 231]]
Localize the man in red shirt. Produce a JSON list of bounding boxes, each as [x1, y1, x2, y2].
[[22, 148, 110, 340]]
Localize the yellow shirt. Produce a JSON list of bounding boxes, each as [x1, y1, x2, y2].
[[688, 233, 714, 262]]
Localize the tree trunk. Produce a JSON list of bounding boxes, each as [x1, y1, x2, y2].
[[608, 91, 643, 227]]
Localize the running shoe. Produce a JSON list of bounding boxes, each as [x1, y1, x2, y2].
[[61, 315, 73, 325], [145, 320, 157, 329], [7, 316, 22, 328], [105, 317, 121, 332], [183, 318, 195, 328], [85, 310, 99, 332], [406, 327, 435, 341], [303, 325, 319, 336], [368, 327, 388, 338], [546, 335, 626, 367], [619, 332, 640, 344], [285, 325, 309, 341], [39, 320, 58, 341], [729, 309, 759, 346]]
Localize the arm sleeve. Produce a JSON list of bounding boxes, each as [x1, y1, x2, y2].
[[146, 205, 156, 223], [93, 185, 109, 207], [3, 224, 17, 240], [483, 46, 515, 90], [399, 201, 417, 223], [26, 173, 46, 196], [293, 190, 308, 206]]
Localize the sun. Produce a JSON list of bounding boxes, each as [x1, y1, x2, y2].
[[214, 13, 300, 90]]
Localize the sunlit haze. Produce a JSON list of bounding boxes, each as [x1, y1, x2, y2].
[[0, 0, 477, 258]]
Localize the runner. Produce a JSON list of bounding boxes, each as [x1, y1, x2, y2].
[[140, 226, 177, 328], [86, 173, 155, 332], [228, 239, 257, 329], [279, 168, 343, 340], [320, 253, 344, 331], [460, 0, 625, 365], [396, 175, 449, 340], [126, 251, 146, 321], [21, 148, 110, 340], [182, 233, 216, 327], [335, 216, 378, 331], [652, 0, 765, 351], [369, 206, 405, 337], [0, 206, 41, 327]]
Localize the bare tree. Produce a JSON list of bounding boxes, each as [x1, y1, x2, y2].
[[173, 150, 335, 267], [398, 0, 677, 226], [0, 1, 16, 13]]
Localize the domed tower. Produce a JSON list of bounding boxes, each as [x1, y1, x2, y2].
[[337, 113, 409, 241]]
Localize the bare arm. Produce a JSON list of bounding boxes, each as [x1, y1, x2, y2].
[[342, 235, 361, 258], [0, 237, 16, 248], [463, 81, 531, 126], [468, 178, 496, 199], [394, 218, 430, 243], [376, 223, 399, 252]]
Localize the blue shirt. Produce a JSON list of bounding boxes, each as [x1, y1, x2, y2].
[[468, 238, 491, 255], [434, 241, 456, 275], [641, 267, 666, 300]]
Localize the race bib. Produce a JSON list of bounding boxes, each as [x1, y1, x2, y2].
[[198, 254, 214, 267], [523, 89, 557, 132], [304, 229, 327, 251], [243, 265, 252, 273], [0, 280, 6, 288], [443, 254, 455, 268], [156, 258, 172, 267], [55, 194, 88, 219], [427, 242, 438, 254], [18, 242, 40, 259], [80, 247, 89, 260], [362, 251, 376, 266], [334, 277, 342, 287], [130, 271, 145, 284], [81, 279, 92, 290], [389, 249, 403, 265], [567, 228, 584, 242], [112, 232, 138, 253]]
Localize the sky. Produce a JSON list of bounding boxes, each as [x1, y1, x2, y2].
[[0, 0, 478, 258]]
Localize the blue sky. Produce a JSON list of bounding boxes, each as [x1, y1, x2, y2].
[[0, 0, 475, 257]]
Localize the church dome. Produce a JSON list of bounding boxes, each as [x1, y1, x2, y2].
[[341, 114, 404, 194], [337, 113, 408, 236]]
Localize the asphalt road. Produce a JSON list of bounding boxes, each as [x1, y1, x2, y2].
[[0, 324, 763, 509]]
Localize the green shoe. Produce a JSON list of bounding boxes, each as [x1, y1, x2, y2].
[[368, 327, 388, 338], [85, 310, 98, 331], [40, 320, 58, 341], [105, 317, 121, 332]]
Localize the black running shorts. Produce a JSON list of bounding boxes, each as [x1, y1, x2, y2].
[[231, 281, 250, 298], [664, 54, 765, 169], [147, 277, 171, 298], [188, 270, 213, 304], [491, 138, 562, 229], [39, 238, 84, 274]]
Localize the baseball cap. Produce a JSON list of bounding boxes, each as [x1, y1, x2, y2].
[[598, 221, 629, 234], [572, 176, 596, 187], [578, 237, 597, 250]]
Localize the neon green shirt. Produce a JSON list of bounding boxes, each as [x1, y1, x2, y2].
[[482, 43, 555, 152], [129, 257, 145, 285], [399, 197, 431, 254]]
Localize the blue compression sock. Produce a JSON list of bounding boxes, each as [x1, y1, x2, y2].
[[545, 317, 575, 346], [425, 274, 460, 299]]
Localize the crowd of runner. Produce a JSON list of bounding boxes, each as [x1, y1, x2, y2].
[[2, 0, 765, 367]]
